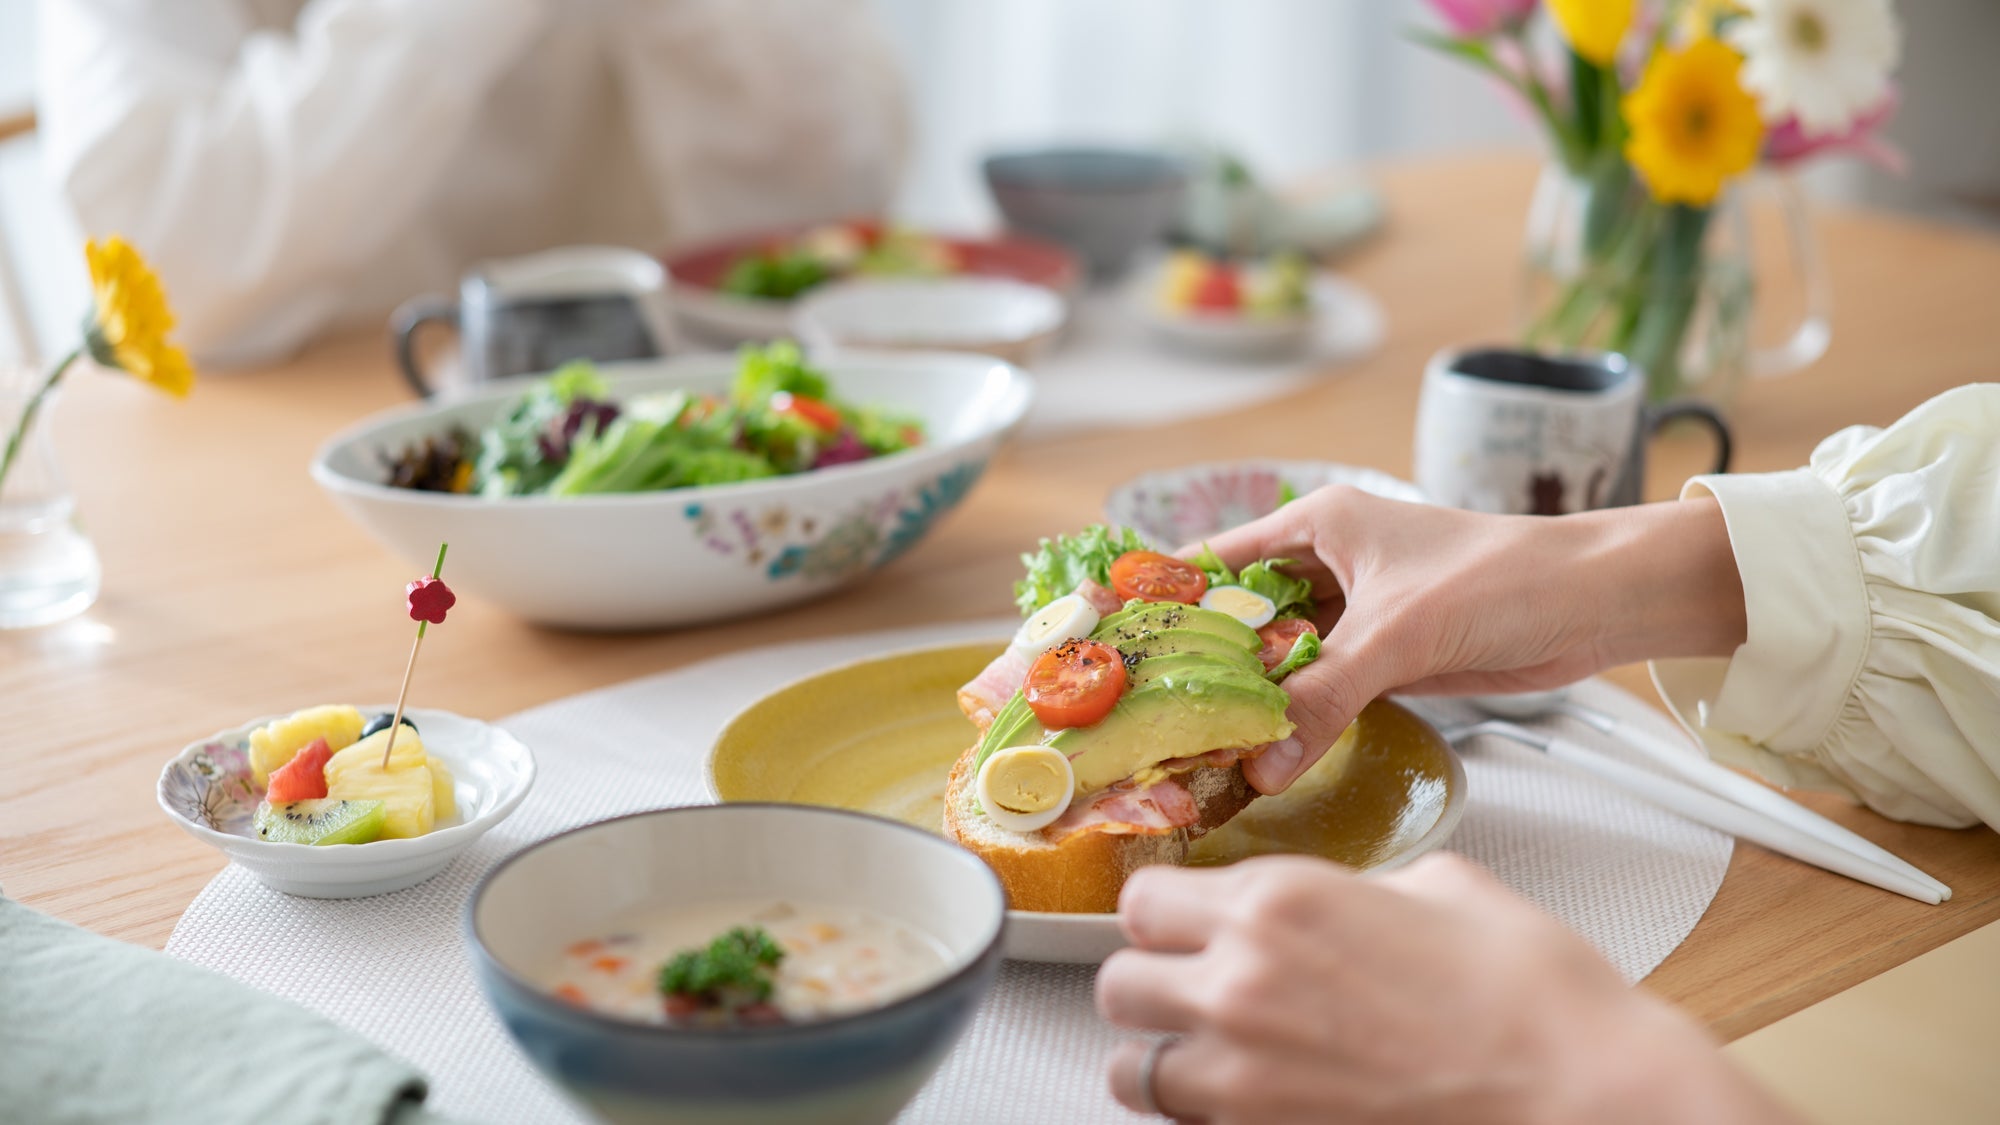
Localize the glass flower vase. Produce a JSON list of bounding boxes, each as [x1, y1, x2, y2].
[[0, 367, 101, 628], [1518, 162, 1829, 406]]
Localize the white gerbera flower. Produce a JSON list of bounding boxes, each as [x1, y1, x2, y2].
[[1729, 0, 1900, 137]]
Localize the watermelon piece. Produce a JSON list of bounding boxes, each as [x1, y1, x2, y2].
[[266, 737, 332, 804]]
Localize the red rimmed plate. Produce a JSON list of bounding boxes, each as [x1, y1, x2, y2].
[[662, 224, 1081, 346]]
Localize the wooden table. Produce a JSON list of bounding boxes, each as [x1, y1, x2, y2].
[[4, 151, 1997, 1041]]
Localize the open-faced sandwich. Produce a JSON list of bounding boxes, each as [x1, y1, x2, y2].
[[948, 526, 1322, 912]]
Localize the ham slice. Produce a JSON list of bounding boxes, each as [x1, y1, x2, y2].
[[1075, 577, 1125, 616], [956, 645, 1027, 731], [1046, 777, 1199, 842]]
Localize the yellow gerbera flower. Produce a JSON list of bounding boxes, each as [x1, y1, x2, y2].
[[1622, 38, 1765, 207], [1548, 0, 1636, 66], [83, 236, 194, 399]]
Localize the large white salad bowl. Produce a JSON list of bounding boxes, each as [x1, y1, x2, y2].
[[311, 352, 1034, 630]]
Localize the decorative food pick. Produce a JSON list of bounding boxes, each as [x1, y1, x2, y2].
[[381, 543, 453, 769]]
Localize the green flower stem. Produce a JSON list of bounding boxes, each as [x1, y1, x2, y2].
[[1525, 178, 1663, 351], [0, 348, 81, 499], [1627, 204, 1714, 400], [1570, 50, 1604, 154], [1504, 27, 1585, 172]]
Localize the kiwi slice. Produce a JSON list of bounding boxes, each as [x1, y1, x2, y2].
[[254, 799, 387, 845]]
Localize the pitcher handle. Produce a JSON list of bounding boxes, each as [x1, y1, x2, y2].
[[1749, 173, 1832, 379]]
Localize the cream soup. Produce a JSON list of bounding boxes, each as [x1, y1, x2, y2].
[[544, 899, 951, 1026]]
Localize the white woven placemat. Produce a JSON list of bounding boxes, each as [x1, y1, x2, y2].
[[167, 619, 1729, 1125]]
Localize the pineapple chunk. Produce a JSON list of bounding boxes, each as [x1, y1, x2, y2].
[[248, 705, 365, 786], [335, 728, 427, 773], [428, 758, 457, 824], [325, 731, 434, 839]]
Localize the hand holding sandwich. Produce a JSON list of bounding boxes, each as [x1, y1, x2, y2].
[[1197, 486, 1747, 794]]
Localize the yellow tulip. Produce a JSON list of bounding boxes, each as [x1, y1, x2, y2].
[[1622, 38, 1766, 207], [1548, 0, 1636, 66], [84, 236, 194, 399]]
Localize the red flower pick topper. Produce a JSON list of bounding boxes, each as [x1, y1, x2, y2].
[[407, 575, 455, 625]]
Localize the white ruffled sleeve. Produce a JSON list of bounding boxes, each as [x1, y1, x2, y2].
[[1651, 383, 2000, 831]]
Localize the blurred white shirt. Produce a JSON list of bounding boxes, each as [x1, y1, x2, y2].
[[36, 0, 908, 367]]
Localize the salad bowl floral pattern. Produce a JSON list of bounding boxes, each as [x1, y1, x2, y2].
[[1105, 459, 1428, 548], [686, 461, 988, 583]]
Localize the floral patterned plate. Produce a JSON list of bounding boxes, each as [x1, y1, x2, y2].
[[1104, 458, 1428, 549], [158, 706, 535, 899]]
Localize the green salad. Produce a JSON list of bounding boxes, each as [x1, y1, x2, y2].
[[381, 344, 925, 497]]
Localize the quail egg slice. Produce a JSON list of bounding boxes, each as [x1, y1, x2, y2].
[[1199, 585, 1278, 629], [976, 746, 1076, 833], [1007, 593, 1101, 660]]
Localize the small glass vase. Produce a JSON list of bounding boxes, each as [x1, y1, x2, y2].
[[0, 367, 101, 628], [1518, 162, 1829, 406]]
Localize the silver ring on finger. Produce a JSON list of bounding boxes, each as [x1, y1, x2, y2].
[[1136, 1035, 1180, 1117]]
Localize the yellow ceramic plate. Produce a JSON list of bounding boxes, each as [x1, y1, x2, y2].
[[707, 641, 1466, 963]]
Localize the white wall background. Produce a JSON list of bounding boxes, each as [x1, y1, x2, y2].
[[0, 0, 1990, 366]]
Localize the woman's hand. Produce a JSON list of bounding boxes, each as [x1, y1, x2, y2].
[[1198, 486, 1747, 793], [1096, 854, 1796, 1125]]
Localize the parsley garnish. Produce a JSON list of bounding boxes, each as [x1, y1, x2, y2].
[[657, 926, 786, 1004]]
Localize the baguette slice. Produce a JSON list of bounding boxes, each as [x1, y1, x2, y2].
[[943, 748, 1258, 914]]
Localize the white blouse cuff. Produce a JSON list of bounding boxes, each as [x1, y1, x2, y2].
[[1650, 469, 1871, 794]]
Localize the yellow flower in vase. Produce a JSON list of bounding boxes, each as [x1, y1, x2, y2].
[[1622, 38, 1765, 207], [83, 236, 195, 398], [1548, 0, 1636, 66], [0, 236, 194, 495]]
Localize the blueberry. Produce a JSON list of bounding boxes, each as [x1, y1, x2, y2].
[[360, 712, 419, 739]]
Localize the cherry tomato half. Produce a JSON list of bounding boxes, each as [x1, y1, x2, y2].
[[1023, 639, 1128, 730], [773, 392, 843, 433], [1109, 551, 1209, 605], [1256, 618, 1318, 672]]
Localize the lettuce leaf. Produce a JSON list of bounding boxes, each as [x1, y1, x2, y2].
[[546, 411, 777, 495], [1236, 560, 1314, 620], [472, 361, 613, 497], [1265, 630, 1321, 682], [1189, 550, 1315, 621], [731, 340, 829, 405], [1014, 524, 1151, 617]]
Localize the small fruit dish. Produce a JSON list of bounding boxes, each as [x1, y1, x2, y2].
[[158, 705, 535, 899]]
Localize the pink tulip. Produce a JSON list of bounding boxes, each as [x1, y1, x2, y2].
[[1766, 90, 1906, 175], [1426, 0, 1538, 38]]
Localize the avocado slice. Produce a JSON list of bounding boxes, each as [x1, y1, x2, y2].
[[1050, 674, 1293, 796], [978, 692, 1044, 767], [1120, 630, 1265, 677], [1094, 601, 1261, 653]]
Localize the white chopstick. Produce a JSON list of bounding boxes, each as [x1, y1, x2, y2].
[[1447, 720, 1946, 905], [1595, 718, 1951, 902]]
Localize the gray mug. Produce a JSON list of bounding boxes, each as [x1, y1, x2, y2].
[[1414, 347, 1731, 515], [392, 246, 674, 397]]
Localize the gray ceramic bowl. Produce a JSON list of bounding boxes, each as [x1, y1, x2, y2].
[[467, 805, 1007, 1125], [983, 147, 1186, 279]]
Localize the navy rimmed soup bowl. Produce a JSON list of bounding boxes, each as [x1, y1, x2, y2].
[[466, 804, 1006, 1125]]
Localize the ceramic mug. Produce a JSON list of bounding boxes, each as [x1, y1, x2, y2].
[[392, 246, 675, 397], [1414, 347, 1731, 515]]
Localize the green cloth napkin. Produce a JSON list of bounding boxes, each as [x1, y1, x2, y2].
[[0, 894, 458, 1125]]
